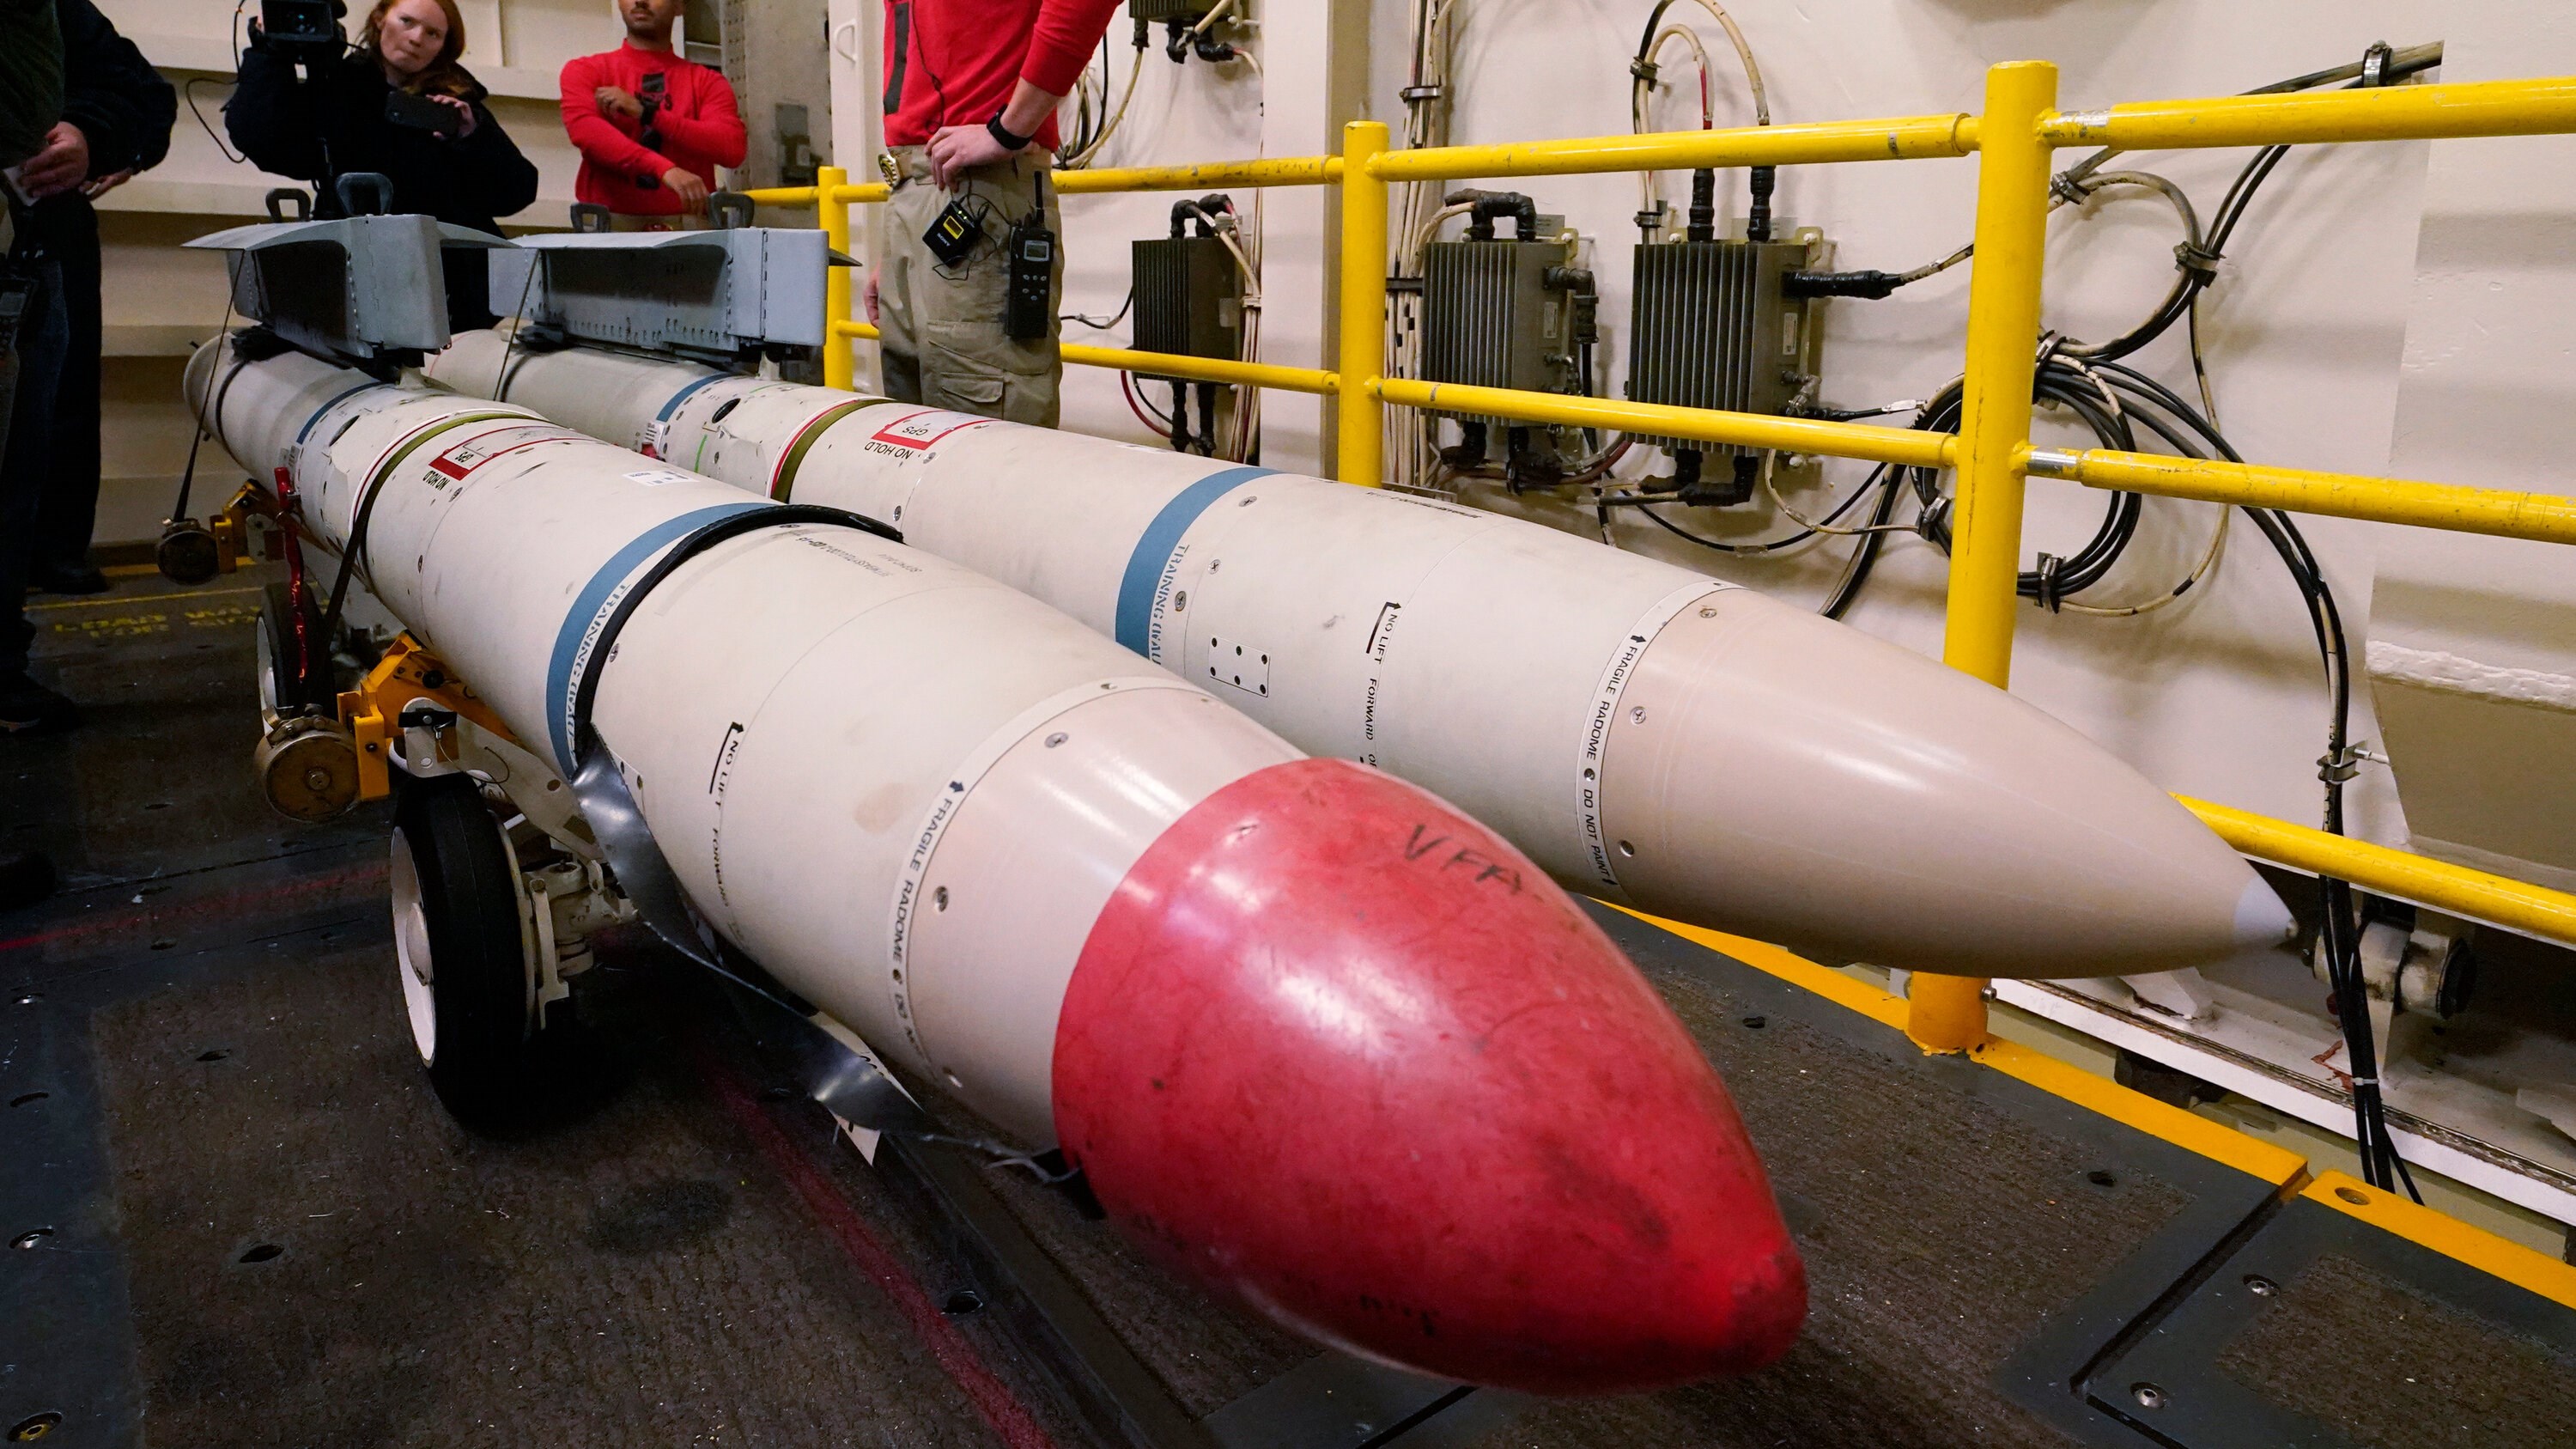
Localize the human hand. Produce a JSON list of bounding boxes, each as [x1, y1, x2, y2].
[[925, 121, 1018, 191], [660, 167, 709, 210], [80, 167, 134, 200], [596, 86, 643, 123], [20, 123, 89, 200], [864, 271, 880, 325], [428, 94, 478, 138]]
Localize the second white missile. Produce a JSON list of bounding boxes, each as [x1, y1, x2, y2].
[[428, 332, 2294, 979]]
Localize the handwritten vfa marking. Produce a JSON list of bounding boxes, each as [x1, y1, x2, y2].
[[1400, 824, 1524, 893]]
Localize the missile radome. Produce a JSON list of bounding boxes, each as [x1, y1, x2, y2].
[[428, 333, 2295, 979], [191, 338, 1802, 1394]]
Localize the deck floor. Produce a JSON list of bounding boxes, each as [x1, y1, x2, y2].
[[5, 567, 2569, 1449]]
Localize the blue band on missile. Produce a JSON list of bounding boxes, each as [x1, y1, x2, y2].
[[1114, 466, 1273, 656], [545, 502, 768, 770], [656, 373, 731, 423], [294, 382, 389, 444]]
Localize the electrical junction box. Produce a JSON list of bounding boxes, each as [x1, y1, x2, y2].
[[1625, 227, 1828, 503], [1128, 0, 1224, 21], [1419, 214, 1593, 483], [1132, 234, 1241, 381]]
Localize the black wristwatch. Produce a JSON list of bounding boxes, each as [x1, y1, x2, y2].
[[987, 113, 1034, 152]]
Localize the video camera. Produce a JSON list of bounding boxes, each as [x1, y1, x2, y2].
[[254, 0, 349, 66]]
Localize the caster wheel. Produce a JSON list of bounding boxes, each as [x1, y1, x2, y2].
[[391, 773, 568, 1128]]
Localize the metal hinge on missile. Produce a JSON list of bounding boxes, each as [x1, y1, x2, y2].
[[1416, 190, 1598, 492], [489, 194, 849, 368], [184, 176, 509, 376]]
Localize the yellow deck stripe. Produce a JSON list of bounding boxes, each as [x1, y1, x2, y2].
[[2304, 1172, 2576, 1312], [1609, 904, 2576, 1307]]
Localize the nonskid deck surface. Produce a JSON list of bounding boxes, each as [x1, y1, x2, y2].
[[4, 568, 2571, 1448]]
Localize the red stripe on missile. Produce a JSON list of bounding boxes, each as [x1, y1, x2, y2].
[[1052, 758, 1804, 1395]]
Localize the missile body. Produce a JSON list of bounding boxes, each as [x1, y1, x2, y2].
[[191, 338, 1803, 1393], [430, 333, 2293, 978]]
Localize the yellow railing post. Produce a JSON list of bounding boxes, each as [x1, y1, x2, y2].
[[1911, 60, 2058, 1055], [1336, 121, 1389, 487], [817, 165, 855, 392]]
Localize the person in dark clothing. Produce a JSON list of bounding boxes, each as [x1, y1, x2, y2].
[[225, 0, 538, 330], [4, 0, 162, 733], [23, 0, 173, 597], [1, 0, 67, 905]]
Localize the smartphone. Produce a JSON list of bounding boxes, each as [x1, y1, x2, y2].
[[384, 88, 465, 139]]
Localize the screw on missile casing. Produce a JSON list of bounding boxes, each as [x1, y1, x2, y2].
[[1044, 733, 1068, 748], [933, 886, 949, 911], [1173, 591, 1188, 610], [1699, 605, 1720, 618], [1630, 706, 1647, 723], [1618, 841, 1636, 857]]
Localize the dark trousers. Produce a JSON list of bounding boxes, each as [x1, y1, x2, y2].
[[0, 255, 68, 676], [33, 197, 99, 572]]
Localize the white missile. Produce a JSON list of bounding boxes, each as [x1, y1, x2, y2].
[[428, 332, 2294, 979], [189, 337, 1807, 1394]]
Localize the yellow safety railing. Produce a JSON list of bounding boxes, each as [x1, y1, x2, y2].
[[739, 65, 2576, 1055]]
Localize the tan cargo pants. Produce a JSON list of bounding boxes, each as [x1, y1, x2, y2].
[[877, 146, 1063, 427]]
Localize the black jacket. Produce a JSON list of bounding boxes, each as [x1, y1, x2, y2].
[[27, 0, 174, 249], [225, 46, 538, 326], [55, 0, 171, 180]]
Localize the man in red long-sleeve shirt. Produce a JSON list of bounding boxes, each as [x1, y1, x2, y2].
[[868, 0, 1124, 425], [560, 0, 745, 228]]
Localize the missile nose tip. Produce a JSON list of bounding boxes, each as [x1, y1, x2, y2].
[[1054, 758, 1804, 1394], [2236, 874, 2299, 951]]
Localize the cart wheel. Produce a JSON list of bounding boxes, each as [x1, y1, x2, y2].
[[257, 581, 334, 715], [391, 773, 557, 1127]]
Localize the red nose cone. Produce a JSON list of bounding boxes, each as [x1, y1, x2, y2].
[[1052, 758, 1803, 1395]]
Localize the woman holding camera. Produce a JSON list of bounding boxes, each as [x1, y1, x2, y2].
[[227, 0, 538, 328]]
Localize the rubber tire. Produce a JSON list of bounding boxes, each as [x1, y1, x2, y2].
[[259, 581, 335, 715], [392, 773, 549, 1129]]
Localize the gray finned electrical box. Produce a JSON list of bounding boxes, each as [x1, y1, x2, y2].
[[1625, 232, 1826, 502], [1421, 233, 1581, 409], [1419, 218, 1592, 486], [1132, 234, 1241, 381]]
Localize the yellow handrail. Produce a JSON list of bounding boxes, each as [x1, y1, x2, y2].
[[1063, 345, 1336, 394], [2044, 74, 2576, 150], [1370, 113, 1980, 181], [2183, 797, 2576, 947], [1370, 378, 1954, 470], [2029, 447, 2576, 546], [1055, 155, 1340, 193]]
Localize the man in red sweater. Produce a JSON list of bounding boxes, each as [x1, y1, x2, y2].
[[867, 0, 1124, 425], [559, 0, 745, 228]]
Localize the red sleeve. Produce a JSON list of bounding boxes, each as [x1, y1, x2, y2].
[[651, 68, 748, 168], [560, 53, 672, 180], [1019, 0, 1125, 97]]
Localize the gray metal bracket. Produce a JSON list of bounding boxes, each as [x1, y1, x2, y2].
[[185, 210, 506, 370], [490, 227, 848, 365]]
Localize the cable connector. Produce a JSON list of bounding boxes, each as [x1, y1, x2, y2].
[[1630, 57, 1661, 85], [2318, 745, 2366, 785], [1400, 83, 1444, 103], [1781, 270, 1905, 300]]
